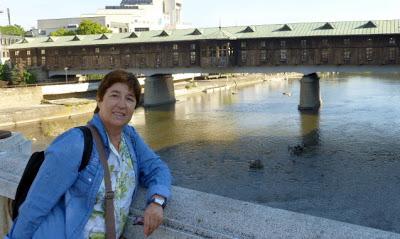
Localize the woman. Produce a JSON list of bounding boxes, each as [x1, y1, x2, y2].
[[6, 70, 172, 239]]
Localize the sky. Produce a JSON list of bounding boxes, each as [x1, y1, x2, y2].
[[0, 0, 399, 30]]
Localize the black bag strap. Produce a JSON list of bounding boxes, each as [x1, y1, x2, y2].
[[77, 126, 93, 171]]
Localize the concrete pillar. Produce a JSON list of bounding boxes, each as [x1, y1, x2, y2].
[[298, 73, 321, 111], [144, 74, 176, 107]]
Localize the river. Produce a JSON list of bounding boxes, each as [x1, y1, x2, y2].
[[4, 73, 400, 233]]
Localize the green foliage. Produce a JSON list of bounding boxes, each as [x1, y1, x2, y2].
[[50, 28, 75, 36], [50, 20, 111, 36], [24, 70, 37, 84], [87, 74, 104, 81], [76, 20, 111, 35], [0, 64, 12, 82], [0, 25, 25, 36]]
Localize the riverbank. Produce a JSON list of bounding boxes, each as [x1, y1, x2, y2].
[[0, 73, 299, 128]]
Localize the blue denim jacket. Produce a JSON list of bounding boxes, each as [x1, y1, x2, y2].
[[6, 114, 172, 239]]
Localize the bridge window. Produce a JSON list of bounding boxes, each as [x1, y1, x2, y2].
[[41, 56, 46, 65], [95, 48, 100, 53], [27, 57, 31, 66], [15, 50, 19, 56], [389, 48, 396, 61], [241, 50, 247, 63], [156, 54, 161, 67], [301, 40, 307, 48], [190, 52, 196, 64], [173, 52, 179, 65], [366, 48, 373, 61], [321, 50, 329, 62], [241, 41, 246, 48], [344, 49, 351, 62], [172, 44, 178, 50], [344, 38, 350, 46], [280, 49, 287, 62], [389, 37, 396, 45], [260, 41, 266, 48], [125, 54, 130, 67], [301, 50, 308, 62], [280, 40, 286, 48], [260, 50, 267, 62], [41, 49, 46, 55], [190, 43, 196, 50]]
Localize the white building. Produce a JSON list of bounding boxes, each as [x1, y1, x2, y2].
[[37, 0, 184, 36], [0, 35, 23, 64]]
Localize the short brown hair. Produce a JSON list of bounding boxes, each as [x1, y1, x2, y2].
[[94, 69, 141, 113]]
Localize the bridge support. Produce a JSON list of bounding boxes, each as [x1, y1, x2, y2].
[[298, 73, 321, 111], [144, 74, 176, 107]]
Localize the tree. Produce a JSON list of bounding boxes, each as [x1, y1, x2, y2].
[[0, 64, 12, 82], [23, 70, 37, 84], [0, 25, 25, 36], [76, 20, 111, 35], [50, 28, 76, 36]]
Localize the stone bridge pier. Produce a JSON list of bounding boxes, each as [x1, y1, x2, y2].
[[298, 73, 322, 111], [144, 74, 176, 107]]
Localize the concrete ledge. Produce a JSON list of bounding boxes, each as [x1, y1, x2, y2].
[[127, 186, 400, 239]]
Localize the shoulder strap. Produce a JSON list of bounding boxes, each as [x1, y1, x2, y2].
[[77, 126, 93, 172], [87, 125, 116, 239]]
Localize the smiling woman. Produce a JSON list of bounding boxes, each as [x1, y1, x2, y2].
[[6, 69, 172, 239]]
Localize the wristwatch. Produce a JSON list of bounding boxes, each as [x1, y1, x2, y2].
[[149, 196, 167, 209]]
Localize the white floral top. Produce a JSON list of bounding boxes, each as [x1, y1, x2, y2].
[[83, 134, 136, 239]]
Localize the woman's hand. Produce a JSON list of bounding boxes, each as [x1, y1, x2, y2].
[[143, 202, 164, 237]]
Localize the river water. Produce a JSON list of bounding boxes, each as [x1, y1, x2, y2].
[[4, 73, 400, 233]]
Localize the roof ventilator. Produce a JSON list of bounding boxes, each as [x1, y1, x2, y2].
[[157, 30, 170, 37], [189, 28, 202, 35], [276, 24, 292, 31], [316, 22, 335, 30], [240, 26, 255, 33], [98, 34, 109, 40], [358, 21, 377, 29]]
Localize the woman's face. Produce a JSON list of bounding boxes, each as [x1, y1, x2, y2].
[[97, 82, 136, 130]]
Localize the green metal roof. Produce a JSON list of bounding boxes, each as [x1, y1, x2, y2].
[[9, 19, 400, 49]]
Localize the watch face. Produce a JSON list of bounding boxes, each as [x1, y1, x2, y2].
[[154, 197, 165, 205]]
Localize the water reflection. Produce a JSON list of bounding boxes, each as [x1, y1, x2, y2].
[[300, 112, 320, 147]]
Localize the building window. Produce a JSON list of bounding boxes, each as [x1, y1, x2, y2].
[[280, 49, 287, 62], [26, 50, 31, 56], [155, 54, 161, 68], [260, 41, 266, 48], [301, 50, 308, 62], [367, 38, 373, 44], [41, 49, 46, 55], [321, 49, 329, 62], [366, 48, 373, 61], [220, 46, 228, 57], [172, 44, 178, 50], [2, 52, 5, 57], [344, 49, 351, 62], [95, 48, 100, 53], [301, 40, 307, 48], [15, 50, 19, 56], [241, 41, 246, 48], [344, 38, 350, 46], [27, 57, 32, 66], [110, 56, 114, 65], [110, 47, 115, 52], [95, 56, 100, 65], [54, 50, 59, 55], [172, 52, 179, 65], [241, 50, 247, 63], [67, 50, 72, 55], [190, 43, 196, 50], [82, 48, 86, 52], [322, 39, 328, 46], [389, 37, 396, 45], [280, 40, 286, 48], [125, 54, 130, 67], [41, 56, 46, 65], [260, 50, 267, 62], [190, 52, 196, 64], [389, 48, 396, 61]]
